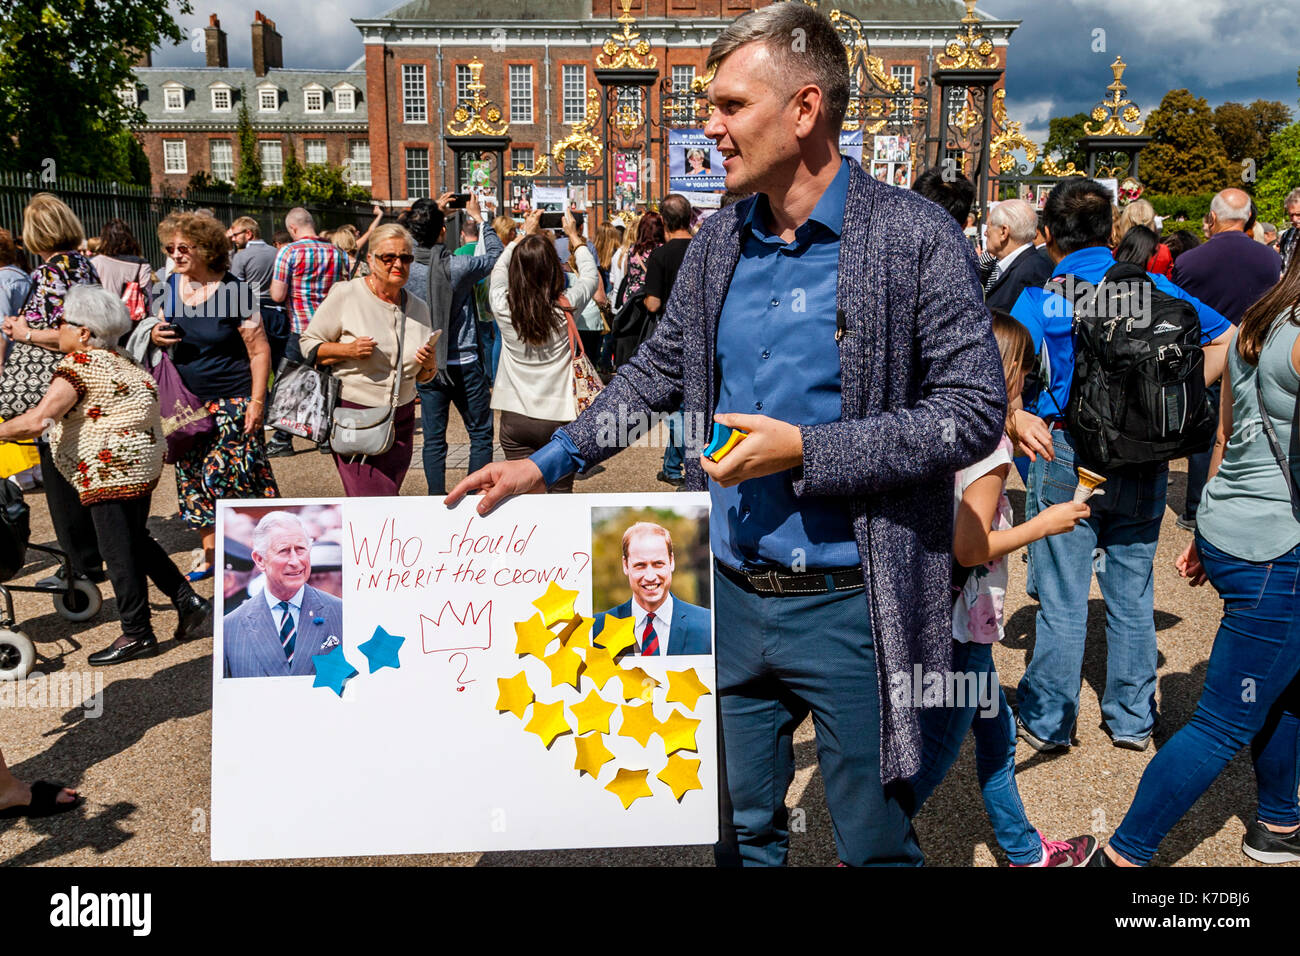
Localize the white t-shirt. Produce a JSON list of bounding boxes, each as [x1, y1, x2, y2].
[[952, 434, 1014, 644]]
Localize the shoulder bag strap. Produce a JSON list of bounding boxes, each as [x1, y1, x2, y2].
[[1254, 360, 1300, 516], [392, 289, 409, 406], [558, 293, 584, 359]]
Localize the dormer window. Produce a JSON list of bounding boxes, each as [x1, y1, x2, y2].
[[334, 86, 355, 112], [211, 85, 232, 112], [259, 87, 279, 112], [118, 85, 138, 108], [163, 85, 185, 111], [304, 86, 325, 113]]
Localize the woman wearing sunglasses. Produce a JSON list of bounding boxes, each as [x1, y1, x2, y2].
[[300, 223, 438, 496], [147, 212, 280, 581]]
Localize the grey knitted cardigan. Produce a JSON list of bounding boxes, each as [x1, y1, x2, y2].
[[562, 158, 1006, 784]]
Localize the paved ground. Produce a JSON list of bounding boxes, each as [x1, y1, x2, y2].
[[0, 409, 1289, 867]]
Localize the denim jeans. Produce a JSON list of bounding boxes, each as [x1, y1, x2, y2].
[[1109, 535, 1300, 865], [713, 567, 922, 867], [417, 359, 494, 495], [661, 408, 685, 479], [1017, 429, 1166, 745], [911, 641, 1041, 864]]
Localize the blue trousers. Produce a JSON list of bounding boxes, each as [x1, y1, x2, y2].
[[911, 640, 1041, 864], [713, 567, 922, 866], [1109, 535, 1300, 865], [417, 359, 495, 496]]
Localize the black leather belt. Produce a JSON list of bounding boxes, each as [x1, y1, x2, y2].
[[717, 560, 863, 597]]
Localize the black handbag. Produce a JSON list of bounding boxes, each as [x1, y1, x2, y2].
[[610, 290, 656, 367]]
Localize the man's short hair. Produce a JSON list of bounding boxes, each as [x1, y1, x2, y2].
[[405, 198, 445, 248], [1286, 187, 1300, 210], [252, 511, 309, 556], [912, 168, 975, 225], [1261, 222, 1278, 237], [285, 207, 314, 232], [988, 199, 1037, 245], [621, 521, 674, 562], [461, 218, 480, 241], [707, 3, 850, 131], [660, 194, 693, 233], [1210, 189, 1251, 223], [232, 216, 260, 239], [1043, 179, 1114, 255]]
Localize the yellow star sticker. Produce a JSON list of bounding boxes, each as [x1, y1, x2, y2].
[[617, 666, 660, 702], [665, 668, 712, 712], [570, 690, 617, 735], [560, 615, 594, 649], [524, 699, 571, 749], [581, 646, 621, 691], [656, 708, 702, 755], [605, 767, 654, 809], [514, 614, 554, 659], [594, 614, 636, 657], [657, 753, 703, 801], [542, 645, 583, 690], [573, 733, 615, 778], [532, 581, 579, 628], [494, 670, 534, 719], [618, 701, 660, 746]]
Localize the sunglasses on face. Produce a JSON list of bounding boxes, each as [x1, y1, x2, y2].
[[373, 253, 414, 266], [165, 244, 194, 256]]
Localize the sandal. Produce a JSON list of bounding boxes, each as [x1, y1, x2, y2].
[[186, 560, 214, 583], [0, 781, 83, 819]]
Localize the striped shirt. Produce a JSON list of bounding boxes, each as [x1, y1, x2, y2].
[[271, 237, 351, 333]]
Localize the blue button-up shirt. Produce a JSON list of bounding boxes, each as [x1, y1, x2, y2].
[[1011, 245, 1232, 420], [533, 159, 858, 570]]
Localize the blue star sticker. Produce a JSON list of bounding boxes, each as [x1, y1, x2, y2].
[[312, 644, 358, 697], [358, 626, 405, 674]]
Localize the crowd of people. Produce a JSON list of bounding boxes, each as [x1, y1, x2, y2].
[[2, 1, 1298, 871]]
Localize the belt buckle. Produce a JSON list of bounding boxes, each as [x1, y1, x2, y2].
[[766, 569, 784, 596]]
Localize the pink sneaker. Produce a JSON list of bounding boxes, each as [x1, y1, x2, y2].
[[1011, 832, 1098, 867]]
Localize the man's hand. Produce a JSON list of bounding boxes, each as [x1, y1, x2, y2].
[[1009, 408, 1055, 463], [445, 459, 547, 514], [699, 413, 803, 488]]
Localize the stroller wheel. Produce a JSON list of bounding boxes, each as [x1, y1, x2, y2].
[[0, 628, 34, 681], [54, 578, 102, 623]]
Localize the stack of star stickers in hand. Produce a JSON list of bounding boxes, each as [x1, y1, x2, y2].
[[495, 582, 712, 808]]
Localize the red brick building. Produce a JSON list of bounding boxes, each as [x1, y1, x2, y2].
[[352, 0, 1018, 204], [129, 13, 370, 195]]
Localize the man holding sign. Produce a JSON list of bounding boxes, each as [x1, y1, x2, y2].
[[448, 4, 1004, 866]]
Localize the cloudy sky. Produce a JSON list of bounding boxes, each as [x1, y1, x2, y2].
[[152, 0, 1300, 139]]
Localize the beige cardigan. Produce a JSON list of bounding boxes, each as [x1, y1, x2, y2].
[[489, 242, 598, 422], [300, 277, 433, 407]]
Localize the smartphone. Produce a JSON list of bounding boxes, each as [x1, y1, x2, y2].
[[538, 211, 564, 230], [425, 329, 443, 348], [447, 193, 471, 209]]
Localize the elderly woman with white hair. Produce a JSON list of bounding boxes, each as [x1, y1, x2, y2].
[[300, 222, 438, 496], [0, 285, 211, 665]]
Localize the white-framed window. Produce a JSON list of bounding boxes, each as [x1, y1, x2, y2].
[[347, 140, 371, 185], [118, 85, 138, 109], [671, 65, 695, 95], [456, 64, 473, 104], [163, 85, 185, 111], [163, 140, 187, 174], [210, 85, 231, 112], [890, 66, 915, 123], [562, 65, 586, 123], [405, 147, 430, 198], [891, 65, 915, 92], [304, 87, 325, 113], [946, 86, 968, 127], [304, 140, 328, 165], [209, 140, 234, 182], [511, 147, 535, 171], [564, 147, 584, 184], [402, 64, 427, 123], [259, 86, 279, 112], [260, 140, 284, 184], [334, 86, 356, 112], [509, 65, 532, 124]]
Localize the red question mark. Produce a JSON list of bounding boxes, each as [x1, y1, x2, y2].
[[450, 652, 475, 692], [572, 551, 591, 577]]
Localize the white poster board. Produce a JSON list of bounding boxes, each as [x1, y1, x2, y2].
[[211, 494, 718, 861]]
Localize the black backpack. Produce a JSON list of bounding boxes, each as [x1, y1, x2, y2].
[[610, 291, 657, 367], [1048, 261, 1216, 469]]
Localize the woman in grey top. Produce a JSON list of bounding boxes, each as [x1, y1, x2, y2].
[[1089, 260, 1300, 867]]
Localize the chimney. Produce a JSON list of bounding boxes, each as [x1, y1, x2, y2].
[[204, 14, 228, 68], [251, 10, 283, 78]]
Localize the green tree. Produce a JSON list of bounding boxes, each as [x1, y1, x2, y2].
[[1141, 89, 1234, 195], [1254, 120, 1300, 226], [1034, 112, 1089, 174], [234, 90, 263, 196], [0, 0, 188, 179], [281, 142, 305, 203], [1213, 100, 1292, 172]]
